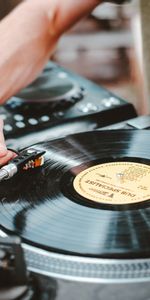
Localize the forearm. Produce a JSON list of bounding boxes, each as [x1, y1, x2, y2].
[[0, 0, 55, 103], [0, 0, 127, 160], [0, 0, 126, 103], [40, 0, 127, 35], [0, 0, 105, 103], [24, 0, 104, 36], [43, 0, 104, 36]]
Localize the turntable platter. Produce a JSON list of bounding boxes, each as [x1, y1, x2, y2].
[[1, 130, 150, 282], [17, 62, 83, 102], [0, 130, 150, 259]]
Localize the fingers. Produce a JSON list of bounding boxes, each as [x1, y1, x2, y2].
[[0, 119, 7, 158], [0, 150, 16, 166], [0, 119, 16, 165]]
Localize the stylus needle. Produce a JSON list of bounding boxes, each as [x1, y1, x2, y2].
[[0, 148, 46, 182]]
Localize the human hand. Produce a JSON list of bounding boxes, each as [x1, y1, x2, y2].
[[0, 0, 103, 163], [0, 0, 103, 103], [0, 119, 16, 166]]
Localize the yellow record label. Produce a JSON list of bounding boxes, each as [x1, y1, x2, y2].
[[73, 162, 150, 205]]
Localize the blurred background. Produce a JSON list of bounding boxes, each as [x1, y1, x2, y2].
[[51, 0, 147, 115], [0, 0, 149, 114]]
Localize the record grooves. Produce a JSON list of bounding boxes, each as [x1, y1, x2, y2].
[[0, 130, 150, 262]]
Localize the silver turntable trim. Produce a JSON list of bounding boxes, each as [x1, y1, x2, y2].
[[1, 230, 150, 283], [22, 243, 150, 283]]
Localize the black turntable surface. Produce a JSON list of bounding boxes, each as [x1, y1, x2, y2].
[[0, 130, 150, 259], [16, 62, 81, 102]]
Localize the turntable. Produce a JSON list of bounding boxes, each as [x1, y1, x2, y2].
[[0, 130, 150, 283], [1, 61, 136, 149]]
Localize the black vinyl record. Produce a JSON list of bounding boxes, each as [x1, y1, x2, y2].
[[0, 130, 150, 259]]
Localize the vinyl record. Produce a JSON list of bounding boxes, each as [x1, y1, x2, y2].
[[0, 130, 150, 259]]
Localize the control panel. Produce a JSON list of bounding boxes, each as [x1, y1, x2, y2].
[[0, 62, 137, 149]]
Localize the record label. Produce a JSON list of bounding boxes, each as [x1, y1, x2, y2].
[[73, 162, 150, 205]]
